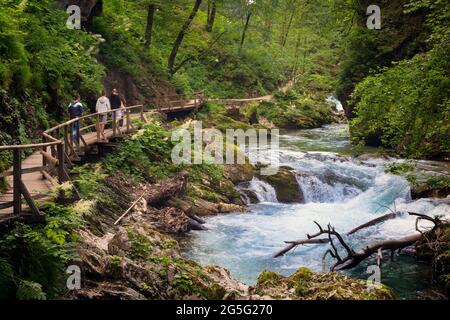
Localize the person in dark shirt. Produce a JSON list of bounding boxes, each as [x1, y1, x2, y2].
[[67, 94, 83, 144], [110, 88, 125, 128]]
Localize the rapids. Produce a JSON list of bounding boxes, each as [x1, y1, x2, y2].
[[182, 124, 449, 299]]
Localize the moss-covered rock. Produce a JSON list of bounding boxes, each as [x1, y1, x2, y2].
[[252, 267, 395, 300], [258, 166, 304, 203], [224, 162, 255, 184]]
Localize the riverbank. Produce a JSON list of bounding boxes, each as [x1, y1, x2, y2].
[[0, 117, 448, 300]]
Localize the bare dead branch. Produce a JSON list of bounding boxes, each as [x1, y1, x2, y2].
[[347, 212, 403, 235]]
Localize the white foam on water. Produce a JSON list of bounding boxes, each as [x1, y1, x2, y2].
[[183, 126, 450, 294]]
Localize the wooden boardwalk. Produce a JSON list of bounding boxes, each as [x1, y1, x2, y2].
[[0, 152, 52, 222], [0, 109, 147, 224], [0, 93, 207, 225]]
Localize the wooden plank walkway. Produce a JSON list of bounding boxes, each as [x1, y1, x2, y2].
[[0, 94, 206, 225], [0, 124, 137, 223], [0, 152, 53, 222]]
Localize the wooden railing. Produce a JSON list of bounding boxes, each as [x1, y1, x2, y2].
[[152, 91, 206, 112], [0, 104, 146, 220], [0, 141, 63, 217], [0, 92, 208, 221], [43, 105, 146, 160]]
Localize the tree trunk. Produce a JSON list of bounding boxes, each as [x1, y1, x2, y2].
[[206, 0, 216, 32], [239, 11, 252, 54], [281, 9, 296, 47], [168, 0, 203, 75], [144, 4, 156, 49]]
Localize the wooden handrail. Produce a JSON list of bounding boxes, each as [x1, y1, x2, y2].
[[43, 104, 144, 136], [0, 141, 61, 151], [153, 90, 204, 99], [0, 95, 203, 222]]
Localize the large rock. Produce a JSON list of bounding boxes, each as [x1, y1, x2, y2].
[[259, 166, 304, 203], [224, 162, 254, 184], [251, 267, 395, 300]]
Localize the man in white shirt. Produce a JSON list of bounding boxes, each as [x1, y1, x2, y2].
[[96, 90, 111, 142]]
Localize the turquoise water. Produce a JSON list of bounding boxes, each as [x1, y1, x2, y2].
[[182, 124, 449, 299]]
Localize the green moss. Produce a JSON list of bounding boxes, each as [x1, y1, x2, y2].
[[259, 166, 304, 203], [254, 267, 395, 300], [257, 270, 284, 287], [127, 230, 153, 260]]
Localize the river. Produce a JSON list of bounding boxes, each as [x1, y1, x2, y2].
[[182, 123, 450, 299]]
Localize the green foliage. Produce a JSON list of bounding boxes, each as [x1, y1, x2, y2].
[[0, 0, 104, 158], [16, 280, 47, 300], [350, 46, 449, 158], [257, 89, 333, 129], [0, 203, 79, 299], [104, 122, 180, 181], [172, 273, 195, 295], [336, 0, 450, 159], [384, 161, 416, 175], [128, 229, 153, 260]]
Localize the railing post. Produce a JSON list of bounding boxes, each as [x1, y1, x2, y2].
[[76, 118, 81, 148], [112, 111, 117, 138], [13, 149, 21, 216], [126, 109, 131, 132], [140, 105, 145, 122], [64, 126, 70, 156], [57, 143, 65, 183], [69, 121, 74, 150], [42, 136, 47, 168], [96, 114, 100, 142]]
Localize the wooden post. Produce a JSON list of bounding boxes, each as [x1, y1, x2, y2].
[[13, 149, 21, 216], [140, 105, 145, 122], [126, 109, 131, 132], [42, 136, 47, 168], [57, 143, 65, 183], [64, 125, 70, 156], [20, 181, 41, 216], [69, 121, 74, 149], [76, 118, 81, 148], [96, 114, 100, 142], [112, 111, 117, 138]]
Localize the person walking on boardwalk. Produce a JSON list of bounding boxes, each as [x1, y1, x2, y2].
[[110, 88, 125, 132], [67, 93, 83, 145], [96, 90, 111, 142]]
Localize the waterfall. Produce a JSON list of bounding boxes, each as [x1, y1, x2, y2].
[[296, 174, 360, 203], [326, 96, 344, 112], [238, 178, 278, 203]]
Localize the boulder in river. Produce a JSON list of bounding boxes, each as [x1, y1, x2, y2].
[[258, 166, 305, 203]]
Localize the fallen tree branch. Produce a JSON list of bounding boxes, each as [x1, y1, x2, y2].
[[273, 238, 329, 258], [114, 191, 147, 225], [275, 212, 404, 257], [274, 211, 443, 271], [347, 212, 403, 235], [332, 233, 421, 271], [409, 212, 442, 233]]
